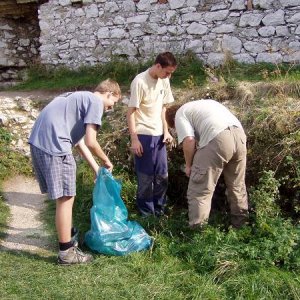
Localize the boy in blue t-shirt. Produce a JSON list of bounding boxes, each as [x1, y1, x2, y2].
[[29, 79, 121, 265]]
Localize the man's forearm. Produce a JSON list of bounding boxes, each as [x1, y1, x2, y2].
[[127, 108, 138, 141], [183, 137, 196, 168], [161, 106, 168, 133]]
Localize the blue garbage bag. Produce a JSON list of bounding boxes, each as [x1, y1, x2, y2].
[[84, 167, 153, 256]]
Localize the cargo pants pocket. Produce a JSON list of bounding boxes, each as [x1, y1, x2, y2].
[[190, 166, 207, 184]]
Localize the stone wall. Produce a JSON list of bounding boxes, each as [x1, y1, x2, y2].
[[0, 95, 38, 156], [0, 13, 40, 84], [38, 0, 300, 67]]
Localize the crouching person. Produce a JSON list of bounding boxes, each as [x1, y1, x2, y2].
[[28, 79, 121, 265], [165, 99, 249, 229]]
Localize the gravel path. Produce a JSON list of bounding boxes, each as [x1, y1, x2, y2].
[[1, 175, 53, 256]]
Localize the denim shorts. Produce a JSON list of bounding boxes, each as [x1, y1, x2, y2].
[[30, 144, 76, 200]]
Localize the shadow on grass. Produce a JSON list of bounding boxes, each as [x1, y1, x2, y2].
[[0, 245, 57, 264]]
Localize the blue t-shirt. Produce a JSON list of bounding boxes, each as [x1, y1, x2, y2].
[[29, 91, 104, 156]]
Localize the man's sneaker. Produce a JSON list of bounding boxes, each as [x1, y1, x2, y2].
[[58, 246, 93, 265]]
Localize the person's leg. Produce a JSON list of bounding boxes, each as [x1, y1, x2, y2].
[[153, 135, 168, 215], [223, 127, 249, 228], [135, 135, 155, 216], [54, 157, 93, 265], [187, 156, 222, 227], [187, 129, 234, 227], [187, 149, 223, 227], [30, 144, 48, 194], [33, 150, 92, 264], [56, 195, 93, 265], [136, 172, 154, 215], [56, 196, 75, 243]]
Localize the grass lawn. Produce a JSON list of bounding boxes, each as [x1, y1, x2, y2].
[[1, 57, 300, 299], [1, 217, 300, 299]]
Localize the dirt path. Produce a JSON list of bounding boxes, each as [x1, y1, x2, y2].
[[0, 164, 53, 256]]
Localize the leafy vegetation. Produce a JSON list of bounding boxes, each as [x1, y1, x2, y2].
[[12, 53, 300, 92], [0, 128, 31, 181], [1, 55, 300, 299]]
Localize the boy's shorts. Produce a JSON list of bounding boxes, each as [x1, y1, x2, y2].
[[30, 144, 76, 200]]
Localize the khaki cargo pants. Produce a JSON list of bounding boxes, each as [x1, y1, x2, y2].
[[187, 126, 249, 228]]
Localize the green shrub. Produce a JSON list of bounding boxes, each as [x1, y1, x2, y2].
[[0, 128, 31, 181]]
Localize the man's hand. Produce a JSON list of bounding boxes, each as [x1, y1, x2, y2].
[[185, 165, 192, 177], [163, 131, 173, 144], [130, 138, 143, 157]]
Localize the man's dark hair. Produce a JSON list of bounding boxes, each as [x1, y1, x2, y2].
[[165, 104, 182, 128], [155, 52, 177, 68]]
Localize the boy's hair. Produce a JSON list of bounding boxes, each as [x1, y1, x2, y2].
[[155, 52, 177, 68], [95, 79, 121, 98], [165, 104, 182, 128]]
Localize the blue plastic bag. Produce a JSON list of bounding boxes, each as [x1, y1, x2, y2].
[[84, 167, 152, 256]]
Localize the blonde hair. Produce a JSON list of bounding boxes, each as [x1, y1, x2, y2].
[[95, 79, 121, 99]]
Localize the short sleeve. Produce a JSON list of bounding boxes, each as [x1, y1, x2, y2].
[[83, 95, 103, 126], [128, 77, 144, 108], [162, 79, 174, 105], [175, 113, 195, 145]]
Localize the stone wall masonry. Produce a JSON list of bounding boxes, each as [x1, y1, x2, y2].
[[0, 14, 40, 83], [0, 95, 38, 156], [25, 0, 300, 67]]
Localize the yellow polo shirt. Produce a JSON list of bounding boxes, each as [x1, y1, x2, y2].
[[128, 69, 174, 136]]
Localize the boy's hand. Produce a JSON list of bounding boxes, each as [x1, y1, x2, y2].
[[130, 138, 143, 157], [163, 131, 173, 144], [103, 159, 113, 172]]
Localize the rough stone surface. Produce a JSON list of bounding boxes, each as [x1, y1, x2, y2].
[[0, 91, 57, 156], [1, 0, 300, 71]]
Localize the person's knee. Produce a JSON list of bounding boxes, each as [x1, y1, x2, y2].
[[155, 174, 168, 187], [137, 173, 153, 198], [57, 196, 74, 202]]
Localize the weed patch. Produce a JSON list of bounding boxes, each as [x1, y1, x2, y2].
[[1, 57, 300, 299]]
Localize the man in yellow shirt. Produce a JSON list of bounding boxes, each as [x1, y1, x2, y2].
[[127, 52, 177, 216]]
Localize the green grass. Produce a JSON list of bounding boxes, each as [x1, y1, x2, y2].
[[214, 60, 300, 82], [12, 60, 146, 91], [0, 249, 223, 300], [1, 212, 300, 299], [8, 55, 300, 92], [0, 128, 31, 181], [1, 57, 300, 299]]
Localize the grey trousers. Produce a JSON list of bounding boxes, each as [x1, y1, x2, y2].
[[187, 126, 249, 228]]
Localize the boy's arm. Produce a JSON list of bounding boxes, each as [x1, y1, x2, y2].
[[162, 105, 173, 144], [127, 107, 143, 157], [84, 124, 113, 172], [76, 138, 99, 175]]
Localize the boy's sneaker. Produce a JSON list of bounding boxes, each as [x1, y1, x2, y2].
[[58, 246, 93, 265]]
